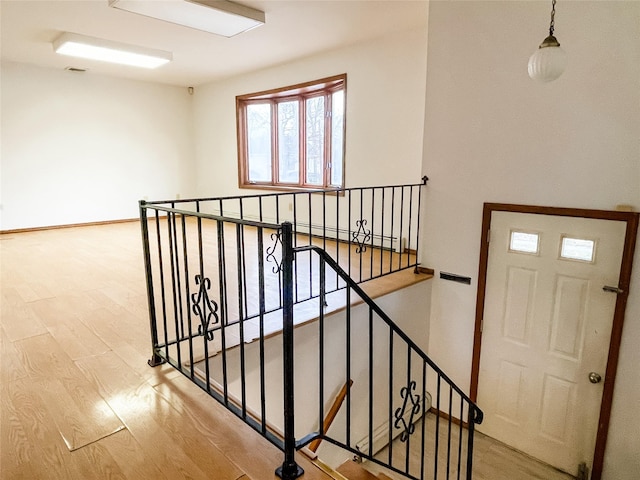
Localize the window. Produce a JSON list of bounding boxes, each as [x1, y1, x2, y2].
[[560, 236, 596, 263], [237, 74, 346, 190], [509, 230, 540, 255]]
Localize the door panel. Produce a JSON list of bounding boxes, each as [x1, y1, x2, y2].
[[477, 211, 627, 476]]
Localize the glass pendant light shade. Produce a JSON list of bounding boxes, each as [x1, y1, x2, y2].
[[528, 0, 567, 82], [528, 37, 567, 82]]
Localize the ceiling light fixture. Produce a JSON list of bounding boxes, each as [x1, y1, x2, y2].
[[528, 0, 567, 82], [53, 32, 172, 69], [108, 0, 265, 38]]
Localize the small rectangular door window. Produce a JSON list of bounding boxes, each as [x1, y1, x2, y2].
[[509, 230, 540, 255], [560, 236, 596, 263]]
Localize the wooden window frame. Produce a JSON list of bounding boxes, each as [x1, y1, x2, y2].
[[236, 74, 346, 191]]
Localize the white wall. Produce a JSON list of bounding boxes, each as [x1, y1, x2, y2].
[[192, 27, 428, 198], [422, 2, 640, 479], [0, 62, 196, 230]]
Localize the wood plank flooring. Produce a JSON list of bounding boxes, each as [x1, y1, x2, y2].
[[0, 222, 333, 480], [1, 221, 575, 479]]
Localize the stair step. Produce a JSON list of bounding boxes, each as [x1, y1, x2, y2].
[[336, 460, 393, 480]]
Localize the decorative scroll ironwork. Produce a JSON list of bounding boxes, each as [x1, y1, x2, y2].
[[191, 274, 219, 341], [352, 219, 371, 253], [266, 229, 283, 273], [394, 380, 421, 442]]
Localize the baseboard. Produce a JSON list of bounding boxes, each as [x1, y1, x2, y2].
[[0, 217, 139, 235]]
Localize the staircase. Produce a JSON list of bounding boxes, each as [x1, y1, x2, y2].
[[139, 181, 483, 480]]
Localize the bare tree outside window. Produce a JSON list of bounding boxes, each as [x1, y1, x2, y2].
[[246, 103, 272, 183], [278, 101, 299, 184]]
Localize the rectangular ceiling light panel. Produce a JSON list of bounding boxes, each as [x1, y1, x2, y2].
[[53, 32, 172, 69], [109, 0, 265, 37]]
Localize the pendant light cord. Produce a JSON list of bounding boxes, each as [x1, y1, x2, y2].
[[549, 0, 556, 36]]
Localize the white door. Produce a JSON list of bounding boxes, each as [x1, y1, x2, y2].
[[477, 211, 627, 476]]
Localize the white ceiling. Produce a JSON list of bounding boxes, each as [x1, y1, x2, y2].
[[0, 0, 429, 87]]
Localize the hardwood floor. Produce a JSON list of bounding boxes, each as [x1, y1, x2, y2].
[[1, 222, 334, 480], [1, 221, 574, 479]]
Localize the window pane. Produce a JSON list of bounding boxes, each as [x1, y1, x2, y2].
[[305, 96, 325, 186], [560, 236, 595, 262], [278, 101, 299, 183], [247, 103, 272, 182], [330, 90, 344, 187], [509, 231, 539, 254]]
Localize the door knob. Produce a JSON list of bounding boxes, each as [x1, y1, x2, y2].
[[589, 372, 602, 384]]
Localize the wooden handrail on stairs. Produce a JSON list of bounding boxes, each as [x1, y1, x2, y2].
[[309, 379, 354, 453]]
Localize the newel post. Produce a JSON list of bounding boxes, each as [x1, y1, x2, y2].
[[139, 201, 164, 367], [276, 222, 304, 479]]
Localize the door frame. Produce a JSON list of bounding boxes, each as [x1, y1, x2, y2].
[[470, 203, 639, 480]]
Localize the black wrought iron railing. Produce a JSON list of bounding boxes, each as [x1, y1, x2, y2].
[[139, 180, 483, 480], [293, 242, 483, 480]]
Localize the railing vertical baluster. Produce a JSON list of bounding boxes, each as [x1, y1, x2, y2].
[[217, 218, 229, 402], [415, 180, 425, 274], [257, 227, 267, 434], [407, 186, 413, 269], [236, 223, 247, 419], [435, 374, 442, 480], [399, 187, 405, 271], [154, 210, 170, 361], [405, 344, 411, 475], [390, 187, 396, 274], [322, 191, 327, 254], [380, 188, 385, 278], [388, 329, 394, 467], [368, 307, 374, 458], [167, 210, 183, 366], [335, 191, 340, 290], [447, 385, 453, 479], [139, 202, 164, 367], [276, 197, 284, 309], [307, 192, 313, 299], [348, 190, 352, 279], [458, 396, 464, 480], [345, 285, 352, 447], [180, 214, 195, 378], [239, 199, 249, 322], [370, 188, 375, 279], [276, 222, 303, 480], [292, 194, 299, 304], [420, 362, 427, 480], [467, 407, 477, 480], [358, 187, 364, 282], [318, 254, 326, 443]]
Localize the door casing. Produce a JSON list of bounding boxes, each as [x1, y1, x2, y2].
[[470, 203, 639, 480]]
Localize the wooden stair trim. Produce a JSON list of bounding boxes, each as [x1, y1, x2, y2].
[[309, 379, 353, 453]]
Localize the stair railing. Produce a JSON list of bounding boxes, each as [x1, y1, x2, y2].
[[285, 238, 483, 480], [139, 178, 482, 480]]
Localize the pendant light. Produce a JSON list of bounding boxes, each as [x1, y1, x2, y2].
[[528, 0, 567, 82]]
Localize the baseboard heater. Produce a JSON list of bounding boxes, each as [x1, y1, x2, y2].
[[354, 391, 432, 458], [211, 210, 403, 252]]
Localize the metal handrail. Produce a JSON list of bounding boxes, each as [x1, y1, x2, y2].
[[139, 178, 482, 480], [285, 243, 482, 480]]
